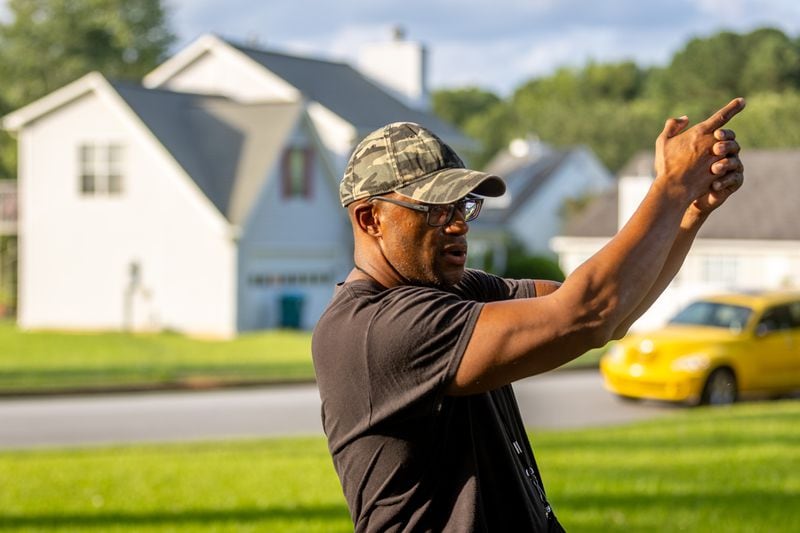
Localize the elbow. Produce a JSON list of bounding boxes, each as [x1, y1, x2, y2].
[[565, 313, 616, 352], [576, 300, 621, 350], [588, 322, 617, 350], [610, 324, 630, 342]]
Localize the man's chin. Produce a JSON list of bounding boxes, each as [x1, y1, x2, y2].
[[439, 268, 465, 288]]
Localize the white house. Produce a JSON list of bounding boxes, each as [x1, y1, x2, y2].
[[469, 137, 614, 271], [551, 149, 800, 331], [141, 33, 466, 167], [2, 32, 464, 337]]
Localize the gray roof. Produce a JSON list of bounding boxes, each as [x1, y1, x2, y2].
[[561, 149, 800, 240], [227, 40, 465, 142], [560, 188, 619, 237], [617, 150, 656, 178], [112, 81, 302, 225], [475, 148, 571, 225]]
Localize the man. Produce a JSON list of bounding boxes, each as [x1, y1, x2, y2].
[[312, 98, 745, 531]]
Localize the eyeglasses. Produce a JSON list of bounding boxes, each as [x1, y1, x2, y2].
[[368, 195, 483, 227]]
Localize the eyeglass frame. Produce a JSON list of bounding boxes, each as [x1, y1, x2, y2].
[[367, 194, 484, 227]]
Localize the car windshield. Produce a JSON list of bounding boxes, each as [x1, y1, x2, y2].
[[669, 301, 753, 330]]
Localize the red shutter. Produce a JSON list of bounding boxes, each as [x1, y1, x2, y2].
[[304, 147, 314, 198], [281, 148, 291, 198]]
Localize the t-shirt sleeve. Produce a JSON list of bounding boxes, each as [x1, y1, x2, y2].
[[454, 268, 537, 302], [364, 286, 482, 426]]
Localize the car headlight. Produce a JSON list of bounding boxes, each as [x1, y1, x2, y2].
[[671, 354, 711, 373], [604, 343, 626, 363]]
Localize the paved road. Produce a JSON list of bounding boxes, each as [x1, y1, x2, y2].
[[0, 370, 679, 450]]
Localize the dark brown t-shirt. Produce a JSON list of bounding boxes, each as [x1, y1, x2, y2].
[[312, 269, 563, 532]]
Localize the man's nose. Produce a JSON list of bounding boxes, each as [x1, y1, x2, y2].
[[444, 211, 469, 235]]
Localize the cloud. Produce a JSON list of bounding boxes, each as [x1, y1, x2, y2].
[[144, 0, 800, 94]]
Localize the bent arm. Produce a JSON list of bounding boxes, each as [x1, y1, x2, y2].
[[611, 208, 705, 338], [613, 128, 744, 337], [449, 181, 689, 394], [447, 98, 745, 395]]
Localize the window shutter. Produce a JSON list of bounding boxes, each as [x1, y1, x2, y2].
[[304, 148, 314, 198], [281, 148, 291, 198]]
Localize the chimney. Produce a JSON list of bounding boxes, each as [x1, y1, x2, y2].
[[357, 26, 429, 110]]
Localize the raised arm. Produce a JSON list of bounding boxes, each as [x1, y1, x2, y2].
[[448, 98, 746, 395], [613, 124, 744, 336]]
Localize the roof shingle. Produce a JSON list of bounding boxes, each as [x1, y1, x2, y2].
[[561, 149, 800, 240]]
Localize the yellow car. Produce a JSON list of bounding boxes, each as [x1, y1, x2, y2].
[[600, 291, 800, 405]]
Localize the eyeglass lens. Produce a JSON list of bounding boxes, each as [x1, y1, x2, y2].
[[428, 199, 480, 226]]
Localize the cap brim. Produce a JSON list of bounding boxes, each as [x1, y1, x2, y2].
[[393, 168, 506, 205]]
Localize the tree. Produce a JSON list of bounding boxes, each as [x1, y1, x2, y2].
[[644, 31, 746, 103], [501, 239, 564, 282], [431, 87, 501, 130], [0, 0, 175, 179], [741, 28, 800, 94], [431, 28, 800, 174], [509, 62, 662, 171], [431, 87, 517, 169], [732, 90, 800, 148]]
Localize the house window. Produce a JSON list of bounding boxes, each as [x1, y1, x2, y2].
[[79, 143, 124, 196], [282, 146, 313, 199], [248, 272, 333, 287], [701, 255, 739, 285]]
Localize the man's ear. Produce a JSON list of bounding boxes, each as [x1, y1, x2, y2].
[[354, 203, 382, 237]]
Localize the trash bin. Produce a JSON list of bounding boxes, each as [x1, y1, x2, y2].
[[279, 293, 304, 329]]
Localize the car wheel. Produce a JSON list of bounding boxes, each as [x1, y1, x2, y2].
[[701, 368, 737, 406]]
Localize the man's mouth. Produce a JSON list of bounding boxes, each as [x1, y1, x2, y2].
[[443, 244, 468, 265]]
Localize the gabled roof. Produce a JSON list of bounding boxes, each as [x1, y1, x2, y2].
[[226, 40, 463, 140], [617, 150, 656, 178], [561, 149, 800, 241], [2, 72, 309, 227], [112, 81, 303, 225], [560, 188, 618, 237], [475, 147, 572, 225], [144, 33, 466, 145]]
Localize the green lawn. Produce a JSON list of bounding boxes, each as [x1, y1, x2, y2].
[[0, 321, 602, 394], [0, 321, 315, 393], [1, 400, 798, 532]]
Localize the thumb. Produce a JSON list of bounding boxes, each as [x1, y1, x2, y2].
[[660, 115, 689, 139]]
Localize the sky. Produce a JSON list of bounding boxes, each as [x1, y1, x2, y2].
[[1, 0, 799, 96], [165, 0, 800, 95]]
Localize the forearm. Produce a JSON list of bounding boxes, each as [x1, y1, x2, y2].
[[611, 208, 706, 338], [559, 178, 690, 343]]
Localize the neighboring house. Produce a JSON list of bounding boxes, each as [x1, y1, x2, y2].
[[469, 138, 614, 271], [551, 149, 800, 331], [142, 33, 467, 167], [2, 32, 462, 337]]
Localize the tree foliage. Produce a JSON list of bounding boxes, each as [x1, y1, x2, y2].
[[431, 27, 800, 173], [0, 0, 175, 179], [502, 240, 564, 282]]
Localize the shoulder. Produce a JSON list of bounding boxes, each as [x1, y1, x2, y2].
[[451, 269, 537, 302]]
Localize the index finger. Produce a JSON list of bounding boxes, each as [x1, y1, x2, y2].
[[698, 97, 746, 133]]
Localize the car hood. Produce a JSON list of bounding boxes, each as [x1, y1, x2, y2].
[[617, 325, 742, 360]]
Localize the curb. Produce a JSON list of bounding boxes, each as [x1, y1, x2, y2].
[[0, 366, 600, 399], [0, 377, 319, 399]]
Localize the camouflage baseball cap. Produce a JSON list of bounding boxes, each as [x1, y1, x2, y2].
[[339, 122, 506, 206]]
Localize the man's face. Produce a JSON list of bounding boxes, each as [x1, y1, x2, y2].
[[376, 193, 470, 288]]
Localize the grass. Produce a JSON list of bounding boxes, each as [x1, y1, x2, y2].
[[561, 344, 608, 370], [0, 400, 798, 532], [0, 438, 352, 532], [0, 321, 315, 393], [0, 320, 602, 393]]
